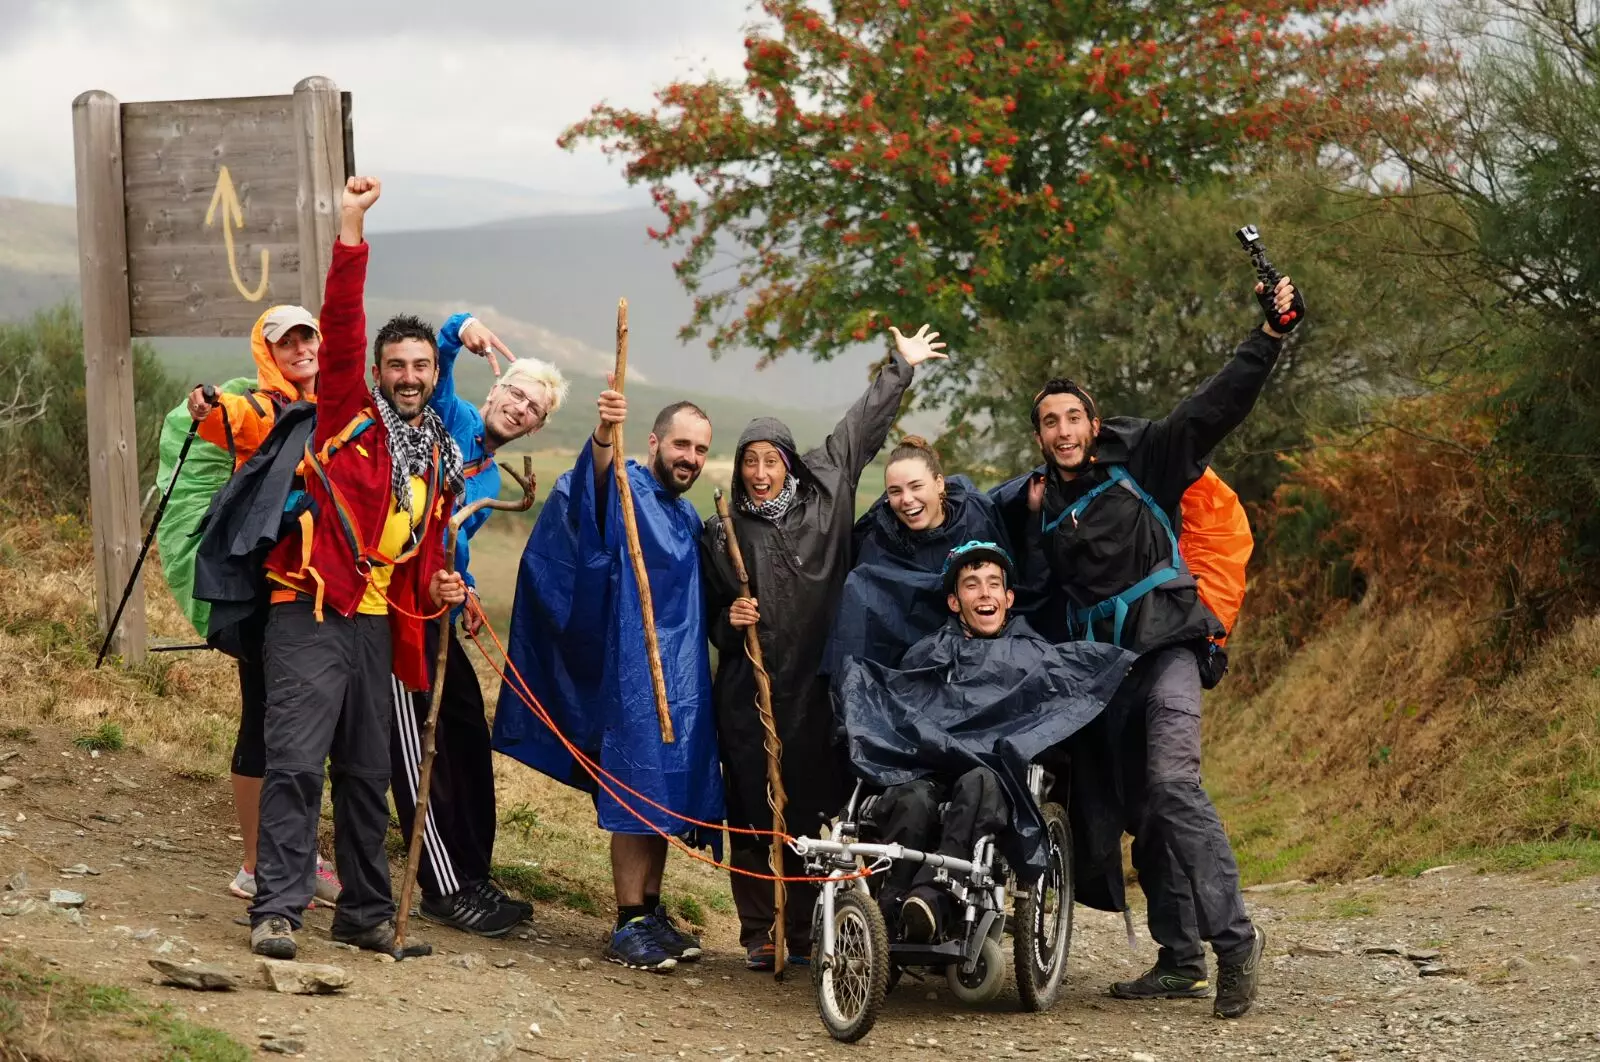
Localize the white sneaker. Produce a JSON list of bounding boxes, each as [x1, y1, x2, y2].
[[228, 866, 256, 899], [313, 858, 341, 906]]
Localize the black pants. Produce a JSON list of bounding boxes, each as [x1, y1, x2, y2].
[[231, 609, 268, 779], [729, 844, 818, 953], [389, 624, 497, 900], [868, 768, 1010, 906], [1123, 646, 1254, 973], [250, 601, 395, 934]]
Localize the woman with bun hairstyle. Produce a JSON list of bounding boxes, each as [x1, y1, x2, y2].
[[821, 435, 1013, 677]]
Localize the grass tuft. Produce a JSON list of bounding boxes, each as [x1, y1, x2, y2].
[[72, 720, 126, 752]]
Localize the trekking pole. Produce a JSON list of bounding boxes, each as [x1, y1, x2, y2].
[[395, 456, 537, 952], [95, 384, 216, 669], [1234, 225, 1300, 330], [610, 298, 676, 744], [713, 488, 789, 979]]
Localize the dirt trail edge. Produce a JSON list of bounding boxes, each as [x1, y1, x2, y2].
[[2, 726, 1599, 1062]]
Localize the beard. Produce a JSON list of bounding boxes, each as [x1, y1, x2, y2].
[[380, 380, 433, 419], [651, 451, 699, 498]]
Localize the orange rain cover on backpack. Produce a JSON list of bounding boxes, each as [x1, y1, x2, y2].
[[1178, 468, 1253, 643]]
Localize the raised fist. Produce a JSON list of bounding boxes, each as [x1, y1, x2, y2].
[[342, 176, 382, 215]]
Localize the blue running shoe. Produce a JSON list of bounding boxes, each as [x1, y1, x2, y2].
[[644, 905, 702, 961], [604, 917, 678, 973]]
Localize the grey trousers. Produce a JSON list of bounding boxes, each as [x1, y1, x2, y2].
[[1124, 647, 1254, 972], [249, 600, 396, 935]]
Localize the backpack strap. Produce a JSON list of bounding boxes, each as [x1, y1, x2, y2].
[[1052, 465, 1187, 648]]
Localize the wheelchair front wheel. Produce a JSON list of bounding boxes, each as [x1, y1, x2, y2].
[[946, 935, 1006, 1005], [815, 890, 890, 1043], [1014, 800, 1074, 1011]]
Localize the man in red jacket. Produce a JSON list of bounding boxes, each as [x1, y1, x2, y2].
[[248, 175, 466, 960]]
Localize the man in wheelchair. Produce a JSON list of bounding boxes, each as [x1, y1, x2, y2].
[[834, 540, 1135, 947]]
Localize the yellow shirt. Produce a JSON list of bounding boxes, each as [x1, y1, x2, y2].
[[357, 476, 427, 616]]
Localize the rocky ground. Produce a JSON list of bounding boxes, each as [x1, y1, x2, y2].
[[2, 724, 1599, 1061]]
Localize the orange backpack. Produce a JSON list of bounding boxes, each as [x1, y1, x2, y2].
[[1178, 468, 1253, 644]]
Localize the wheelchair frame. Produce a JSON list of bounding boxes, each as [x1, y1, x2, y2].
[[790, 765, 1073, 1043]]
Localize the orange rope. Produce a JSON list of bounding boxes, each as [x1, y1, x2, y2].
[[469, 619, 876, 885]]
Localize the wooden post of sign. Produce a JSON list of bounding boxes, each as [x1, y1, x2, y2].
[[292, 76, 346, 316], [72, 90, 146, 664]]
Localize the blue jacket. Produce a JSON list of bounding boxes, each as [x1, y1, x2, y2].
[[431, 312, 501, 593]]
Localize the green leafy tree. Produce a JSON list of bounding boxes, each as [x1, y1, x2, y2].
[[562, 0, 1436, 422], [0, 304, 182, 517], [963, 169, 1488, 497]]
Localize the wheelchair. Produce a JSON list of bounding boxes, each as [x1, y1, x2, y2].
[[790, 765, 1073, 1043]]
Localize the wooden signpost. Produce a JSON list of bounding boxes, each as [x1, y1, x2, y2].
[[72, 77, 353, 662]]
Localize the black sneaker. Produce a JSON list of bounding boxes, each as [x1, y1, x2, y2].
[[476, 879, 533, 923], [900, 894, 938, 944], [644, 904, 702, 961], [1214, 925, 1266, 1019], [1109, 964, 1212, 1000], [332, 918, 433, 957], [421, 885, 523, 938]]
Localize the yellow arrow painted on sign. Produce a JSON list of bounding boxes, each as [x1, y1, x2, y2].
[[206, 165, 270, 302]]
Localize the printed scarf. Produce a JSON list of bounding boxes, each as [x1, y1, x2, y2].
[[739, 473, 798, 521], [370, 384, 466, 517]]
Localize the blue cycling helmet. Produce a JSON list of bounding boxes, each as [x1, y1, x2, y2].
[[941, 540, 1016, 596]]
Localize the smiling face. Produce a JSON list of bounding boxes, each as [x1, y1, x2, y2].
[[1034, 392, 1100, 476], [947, 561, 1013, 638], [482, 381, 551, 446], [740, 441, 788, 505], [269, 325, 320, 388], [648, 411, 712, 497], [372, 338, 438, 423], [884, 455, 945, 531]]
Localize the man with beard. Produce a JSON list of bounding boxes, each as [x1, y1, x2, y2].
[[389, 315, 570, 938], [997, 272, 1304, 1019], [493, 386, 722, 973], [248, 176, 466, 960]]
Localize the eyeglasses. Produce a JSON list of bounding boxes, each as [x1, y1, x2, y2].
[[499, 384, 549, 422]]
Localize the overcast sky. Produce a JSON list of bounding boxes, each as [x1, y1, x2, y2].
[[0, 0, 757, 205]]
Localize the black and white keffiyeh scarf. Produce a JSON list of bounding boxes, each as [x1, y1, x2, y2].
[[370, 384, 466, 514], [738, 473, 798, 521]]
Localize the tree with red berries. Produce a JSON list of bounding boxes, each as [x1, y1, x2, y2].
[[561, 0, 1436, 431]]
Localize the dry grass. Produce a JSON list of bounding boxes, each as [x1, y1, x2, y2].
[[1207, 603, 1600, 882]]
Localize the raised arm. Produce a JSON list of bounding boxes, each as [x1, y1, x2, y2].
[[1137, 276, 1303, 503], [818, 324, 946, 488], [590, 375, 626, 525], [313, 176, 381, 446]]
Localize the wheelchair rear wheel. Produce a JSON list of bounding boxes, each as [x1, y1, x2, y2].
[[814, 890, 890, 1043], [1014, 800, 1074, 1011]]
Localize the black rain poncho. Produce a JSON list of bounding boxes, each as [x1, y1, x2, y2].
[[836, 617, 1134, 880], [821, 474, 1011, 677], [700, 354, 914, 848]]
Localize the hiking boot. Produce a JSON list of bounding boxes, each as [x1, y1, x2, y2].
[[1214, 926, 1266, 1019], [746, 943, 777, 971], [421, 885, 523, 938], [311, 858, 341, 907], [476, 879, 532, 922], [228, 866, 256, 900], [604, 918, 677, 974], [250, 916, 296, 960], [332, 918, 433, 958], [644, 904, 702, 961], [1109, 964, 1211, 1000]]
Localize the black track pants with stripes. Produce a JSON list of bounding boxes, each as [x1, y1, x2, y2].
[[389, 623, 497, 901]]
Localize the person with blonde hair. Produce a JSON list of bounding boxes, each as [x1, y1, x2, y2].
[[389, 311, 570, 938]]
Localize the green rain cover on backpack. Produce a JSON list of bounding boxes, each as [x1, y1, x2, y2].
[[155, 377, 256, 636]]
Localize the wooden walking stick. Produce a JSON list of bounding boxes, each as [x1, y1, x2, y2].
[[713, 488, 789, 978], [396, 456, 537, 952], [611, 297, 676, 744]]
